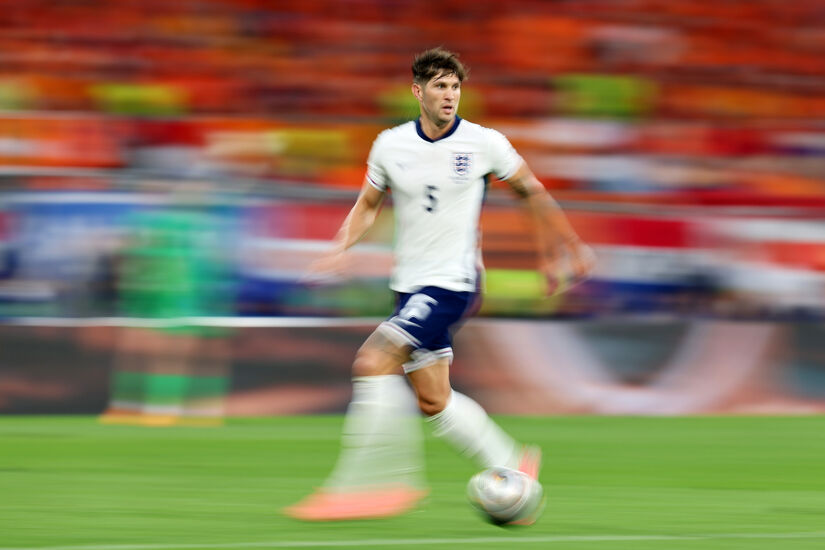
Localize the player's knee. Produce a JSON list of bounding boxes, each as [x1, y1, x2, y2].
[[417, 393, 449, 417], [352, 349, 379, 377], [352, 346, 401, 377]]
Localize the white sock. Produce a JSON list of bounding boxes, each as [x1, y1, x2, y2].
[[325, 375, 425, 491], [426, 390, 519, 469]]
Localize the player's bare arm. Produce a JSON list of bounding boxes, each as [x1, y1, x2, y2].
[[505, 162, 596, 293], [332, 179, 386, 251], [306, 178, 386, 279]]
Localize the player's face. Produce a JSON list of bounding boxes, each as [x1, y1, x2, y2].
[[416, 71, 461, 127]]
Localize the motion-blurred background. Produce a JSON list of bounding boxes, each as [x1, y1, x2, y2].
[[1, 0, 825, 418]]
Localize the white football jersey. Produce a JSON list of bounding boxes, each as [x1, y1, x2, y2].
[[366, 117, 523, 293]]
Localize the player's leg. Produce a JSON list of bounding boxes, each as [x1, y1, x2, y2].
[[406, 357, 522, 470], [327, 330, 425, 490], [103, 328, 197, 426], [408, 355, 543, 525], [283, 329, 427, 521]]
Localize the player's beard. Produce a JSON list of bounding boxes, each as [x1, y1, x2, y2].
[[427, 103, 456, 128]]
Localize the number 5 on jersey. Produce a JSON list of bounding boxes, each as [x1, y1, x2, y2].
[[424, 185, 438, 213]]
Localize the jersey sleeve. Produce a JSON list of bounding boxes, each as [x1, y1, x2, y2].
[[486, 128, 523, 181], [366, 132, 389, 191]]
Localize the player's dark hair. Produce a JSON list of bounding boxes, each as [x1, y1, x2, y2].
[[412, 47, 468, 85]]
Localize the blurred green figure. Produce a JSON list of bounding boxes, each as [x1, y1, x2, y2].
[[102, 184, 233, 426]]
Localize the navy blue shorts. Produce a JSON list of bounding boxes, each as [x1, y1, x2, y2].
[[379, 286, 479, 372]]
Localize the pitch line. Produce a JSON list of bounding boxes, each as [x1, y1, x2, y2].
[[5, 532, 825, 550]]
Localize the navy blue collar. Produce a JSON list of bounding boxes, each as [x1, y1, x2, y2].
[[415, 116, 462, 143]]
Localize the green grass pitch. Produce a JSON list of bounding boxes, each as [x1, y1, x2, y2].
[[1, 416, 825, 550]]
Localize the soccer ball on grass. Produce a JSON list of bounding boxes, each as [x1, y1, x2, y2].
[[466, 466, 544, 525]]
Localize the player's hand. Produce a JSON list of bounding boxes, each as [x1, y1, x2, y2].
[[301, 247, 350, 285], [540, 239, 596, 296], [540, 255, 566, 296], [567, 239, 596, 281]]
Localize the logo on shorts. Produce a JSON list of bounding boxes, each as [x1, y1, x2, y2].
[[453, 153, 472, 177], [397, 294, 437, 325]]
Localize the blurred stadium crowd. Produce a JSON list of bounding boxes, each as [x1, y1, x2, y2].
[[0, 0, 825, 319], [2, 0, 825, 417]]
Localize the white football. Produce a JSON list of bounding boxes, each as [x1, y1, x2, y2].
[[466, 466, 544, 525]]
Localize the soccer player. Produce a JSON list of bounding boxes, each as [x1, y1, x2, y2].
[[284, 47, 595, 522]]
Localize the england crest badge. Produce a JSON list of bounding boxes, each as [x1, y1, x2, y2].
[[453, 152, 472, 177]]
